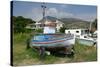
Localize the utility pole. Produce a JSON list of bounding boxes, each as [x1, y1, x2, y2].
[[41, 3, 46, 27], [41, 3, 46, 19]]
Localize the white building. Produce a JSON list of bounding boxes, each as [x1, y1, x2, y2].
[[65, 29, 89, 38], [35, 21, 44, 29], [26, 19, 64, 33], [35, 19, 64, 33], [56, 20, 64, 32]]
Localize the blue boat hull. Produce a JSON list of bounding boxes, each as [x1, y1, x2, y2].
[[30, 34, 75, 47]]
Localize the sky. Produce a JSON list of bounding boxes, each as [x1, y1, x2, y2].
[[12, 1, 97, 22]]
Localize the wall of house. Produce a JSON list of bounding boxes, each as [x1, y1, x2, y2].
[[65, 29, 82, 36], [35, 20, 64, 33], [56, 20, 64, 32], [43, 27, 56, 33], [65, 29, 89, 38]]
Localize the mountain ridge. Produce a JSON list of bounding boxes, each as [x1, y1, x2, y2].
[[39, 16, 90, 29]]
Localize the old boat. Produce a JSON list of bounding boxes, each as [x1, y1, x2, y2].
[[30, 33, 75, 47], [65, 29, 97, 46], [29, 33, 75, 58], [77, 31, 97, 46], [77, 34, 97, 46]]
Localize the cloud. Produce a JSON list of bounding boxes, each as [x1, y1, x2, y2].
[[25, 7, 74, 21], [46, 8, 58, 17], [74, 13, 97, 21], [58, 11, 73, 18], [25, 8, 43, 21], [46, 8, 73, 18], [25, 7, 96, 22], [31, 8, 43, 21]]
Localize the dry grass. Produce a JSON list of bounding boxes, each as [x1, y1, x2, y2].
[[12, 33, 97, 66]]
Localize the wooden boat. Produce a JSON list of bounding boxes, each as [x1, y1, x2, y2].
[[77, 34, 97, 46], [30, 33, 75, 47], [28, 33, 75, 58]]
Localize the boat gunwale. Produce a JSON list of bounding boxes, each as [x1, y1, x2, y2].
[[31, 36, 74, 44], [32, 34, 74, 41]]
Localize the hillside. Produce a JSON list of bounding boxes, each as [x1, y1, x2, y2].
[[39, 16, 90, 29]]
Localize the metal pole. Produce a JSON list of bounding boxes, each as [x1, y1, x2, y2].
[[41, 2, 46, 31], [41, 3, 46, 19]]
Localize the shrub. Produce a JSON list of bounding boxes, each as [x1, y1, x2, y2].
[[59, 27, 66, 33], [35, 29, 43, 33]]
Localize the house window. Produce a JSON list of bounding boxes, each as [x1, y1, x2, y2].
[[76, 31, 79, 33]]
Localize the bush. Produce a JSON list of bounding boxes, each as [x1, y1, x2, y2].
[[59, 27, 66, 33], [12, 16, 36, 33], [24, 29, 34, 33], [35, 29, 43, 33]]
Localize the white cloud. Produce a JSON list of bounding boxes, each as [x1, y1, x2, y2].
[[25, 7, 96, 22], [25, 7, 74, 21], [58, 11, 73, 18], [47, 8, 58, 14], [46, 7, 73, 18], [74, 13, 97, 21], [46, 8, 58, 17], [25, 8, 43, 21]]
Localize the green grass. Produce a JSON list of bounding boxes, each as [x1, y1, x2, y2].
[[71, 41, 97, 62], [13, 33, 97, 66]]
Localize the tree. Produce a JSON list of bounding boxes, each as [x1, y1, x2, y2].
[[92, 19, 97, 30], [12, 16, 36, 33], [59, 27, 66, 33], [90, 19, 97, 33]]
